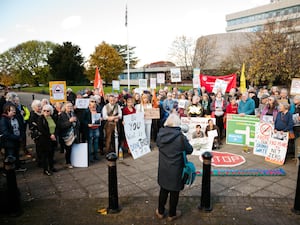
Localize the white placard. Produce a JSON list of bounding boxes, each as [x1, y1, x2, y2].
[[123, 112, 151, 159], [193, 68, 201, 78], [150, 78, 156, 89], [71, 143, 88, 167], [139, 79, 148, 90], [75, 98, 89, 109], [265, 131, 288, 165], [193, 77, 200, 88], [212, 79, 228, 95], [170, 68, 181, 83], [112, 80, 120, 91], [253, 122, 273, 157], [290, 78, 300, 95], [157, 73, 165, 84]]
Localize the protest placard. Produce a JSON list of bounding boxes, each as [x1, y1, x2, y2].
[[123, 112, 151, 159], [253, 122, 273, 157], [226, 114, 259, 147], [144, 108, 160, 119], [75, 98, 89, 109], [265, 131, 288, 165], [181, 117, 215, 153]]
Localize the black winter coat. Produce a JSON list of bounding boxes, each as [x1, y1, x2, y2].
[[0, 114, 21, 149], [156, 126, 193, 191]]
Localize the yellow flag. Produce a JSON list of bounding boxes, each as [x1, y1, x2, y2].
[[240, 63, 246, 93]]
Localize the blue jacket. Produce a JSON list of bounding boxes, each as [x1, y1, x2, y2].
[[238, 98, 255, 115], [274, 111, 294, 132]]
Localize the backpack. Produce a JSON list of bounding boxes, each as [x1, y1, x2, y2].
[[182, 151, 196, 186]]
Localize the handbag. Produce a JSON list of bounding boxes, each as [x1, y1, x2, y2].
[[63, 128, 75, 146], [182, 151, 196, 186]]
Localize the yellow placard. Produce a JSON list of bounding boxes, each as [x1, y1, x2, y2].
[[49, 81, 67, 104]]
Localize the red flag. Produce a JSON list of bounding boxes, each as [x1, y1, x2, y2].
[[94, 67, 104, 97]]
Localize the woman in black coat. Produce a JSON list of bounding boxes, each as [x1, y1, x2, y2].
[[0, 104, 25, 171], [156, 113, 193, 221], [37, 104, 57, 176], [57, 102, 79, 168]]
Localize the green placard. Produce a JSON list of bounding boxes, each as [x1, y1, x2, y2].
[[226, 114, 260, 147]]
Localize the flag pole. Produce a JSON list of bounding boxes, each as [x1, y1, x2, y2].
[[126, 2, 130, 90]]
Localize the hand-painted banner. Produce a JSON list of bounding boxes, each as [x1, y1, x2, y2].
[[199, 74, 236, 93], [123, 112, 151, 159], [265, 131, 289, 165], [226, 114, 260, 147], [253, 122, 274, 157]]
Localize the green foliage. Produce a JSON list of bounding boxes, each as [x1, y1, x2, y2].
[[246, 23, 300, 86], [111, 44, 139, 68], [47, 42, 87, 85], [87, 41, 124, 84], [0, 40, 56, 85]]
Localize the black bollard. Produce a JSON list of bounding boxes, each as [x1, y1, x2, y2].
[[106, 152, 121, 213], [198, 151, 213, 212], [32, 94, 35, 100], [4, 155, 21, 216], [292, 154, 300, 214]]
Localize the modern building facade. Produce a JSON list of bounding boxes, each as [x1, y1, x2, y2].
[[226, 0, 300, 33]]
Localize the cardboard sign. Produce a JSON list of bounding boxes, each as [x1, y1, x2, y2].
[[199, 151, 246, 167], [144, 108, 160, 119]]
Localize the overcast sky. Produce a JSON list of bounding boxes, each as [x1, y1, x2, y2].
[[0, 0, 270, 67]]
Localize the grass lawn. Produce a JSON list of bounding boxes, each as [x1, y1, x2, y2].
[[19, 85, 193, 95]]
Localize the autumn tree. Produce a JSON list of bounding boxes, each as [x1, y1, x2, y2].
[[0, 40, 56, 86], [111, 44, 139, 68], [246, 22, 300, 86], [193, 36, 218, 71], [87, 41, 124, 84], [168, 35, 195, 74], [47, 42, 86, 85]]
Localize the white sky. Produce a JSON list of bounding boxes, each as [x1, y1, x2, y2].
[[0, 0, 270, 67]]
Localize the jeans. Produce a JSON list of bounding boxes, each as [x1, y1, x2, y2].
[[88, 128, 100, 160]]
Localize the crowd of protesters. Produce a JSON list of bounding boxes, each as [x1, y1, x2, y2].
[[0, 84, 300, 176]]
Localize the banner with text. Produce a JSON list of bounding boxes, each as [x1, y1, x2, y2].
[[123, 112, 151, 159], [253, 122, 273, 157], [265, 131, 288, 165], [199, 74, 236, 93]]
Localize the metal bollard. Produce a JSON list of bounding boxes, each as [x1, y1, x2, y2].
[[198, 151, 213, 212], [106, 152, 121, 213], [32, 94, 35, 100], [292, 154, 300, 214], [4, 155, 21, 215]]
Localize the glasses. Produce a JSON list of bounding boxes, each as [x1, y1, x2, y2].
[[90, 101, 96, 103], [43, 110, 50, 112]]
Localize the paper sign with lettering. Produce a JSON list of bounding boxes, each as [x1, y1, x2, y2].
[[157, 73, 165, 84], [170, 68, 181, 82], [265, 131, 288, 165], [123, 112, 151, 159], [253, 122, 273, 157], [150, 78, 156, 89], [75, 98, 89, 109]]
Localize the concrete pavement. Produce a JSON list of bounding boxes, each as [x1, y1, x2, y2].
[[1, 141, 300, 225]]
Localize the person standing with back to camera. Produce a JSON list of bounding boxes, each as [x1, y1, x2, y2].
[[155, 113, 193, 221]]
